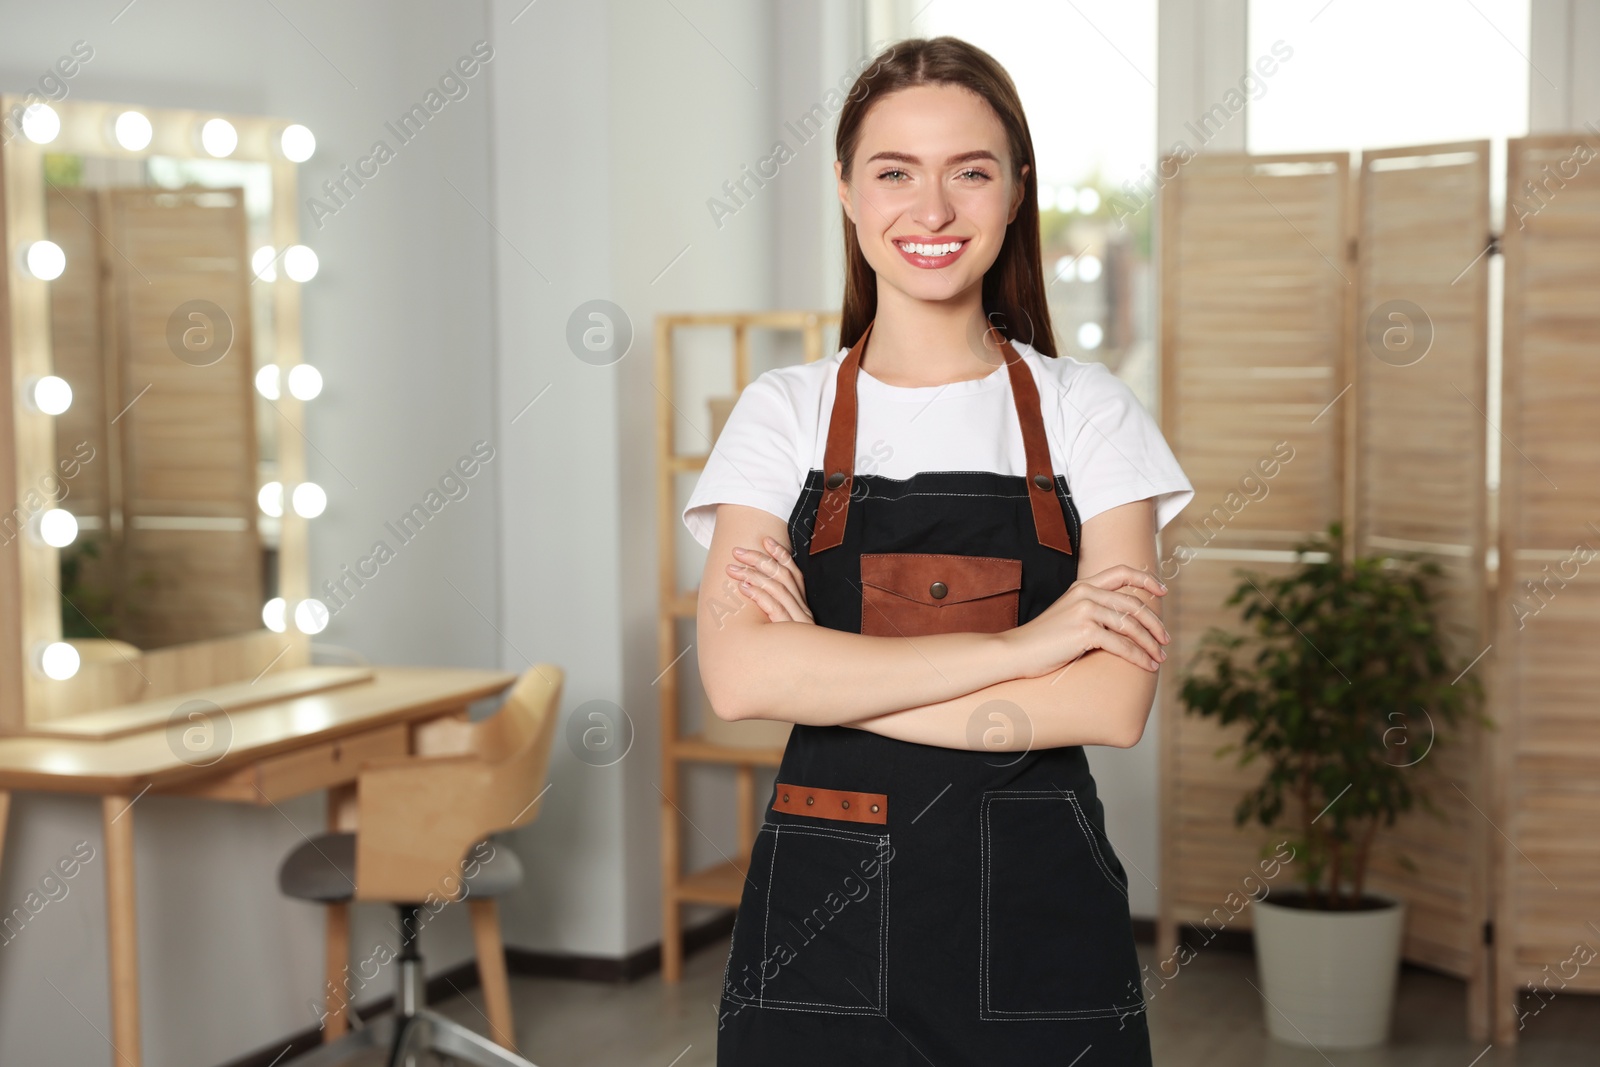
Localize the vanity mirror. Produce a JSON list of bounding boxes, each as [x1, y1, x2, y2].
[[0, 98, 323, 729]]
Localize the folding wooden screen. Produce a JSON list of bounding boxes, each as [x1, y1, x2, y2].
[[1158, 142, 1504, 1040], [1493, 132, 1600, 1043], [1352, 141, 1495, 1038], [1155, 150, 1351, 965]]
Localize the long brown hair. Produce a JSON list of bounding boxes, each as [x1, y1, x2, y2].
[[835, 36, 1057, 358]]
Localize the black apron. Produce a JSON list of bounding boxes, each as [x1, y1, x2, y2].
[[715, 320, 1153, 1066]]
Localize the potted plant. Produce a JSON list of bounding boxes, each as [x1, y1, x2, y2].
[[1178, 521, 1490, 1048]]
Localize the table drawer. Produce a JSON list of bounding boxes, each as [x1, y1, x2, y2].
[[166, 723, 410, 803], [253, 724, 410, 802]]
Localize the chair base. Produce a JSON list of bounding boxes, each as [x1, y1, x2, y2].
[[287, 1009, 541, 1067]]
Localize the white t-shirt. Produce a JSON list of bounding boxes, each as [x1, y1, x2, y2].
[[682, 339, 1194, 550]]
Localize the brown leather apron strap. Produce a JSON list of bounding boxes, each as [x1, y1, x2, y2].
[[1002, 336, 1075, 555], [809, 319, 1073, 556], [808, 320, 871, 553]]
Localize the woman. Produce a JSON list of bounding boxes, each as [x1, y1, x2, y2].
[[682, 36, 1192, 1067]]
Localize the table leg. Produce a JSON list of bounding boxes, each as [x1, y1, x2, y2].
[[102, 794, 141, 1067], [323, 782, 357, 1040]]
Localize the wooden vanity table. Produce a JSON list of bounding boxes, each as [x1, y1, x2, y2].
[[0, 97, 530, 1067], [0, 664, 518, 1067]]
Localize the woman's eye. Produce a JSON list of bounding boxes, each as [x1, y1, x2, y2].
[[875, 167, 991, 183]]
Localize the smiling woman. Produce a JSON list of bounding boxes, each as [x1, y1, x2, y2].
[[684, 35, 1192, 1067]]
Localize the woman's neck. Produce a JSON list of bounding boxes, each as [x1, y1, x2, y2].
[[859, 287, 1005, 388]]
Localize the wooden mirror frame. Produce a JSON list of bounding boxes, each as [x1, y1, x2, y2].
[[0, 97, 314, 731]]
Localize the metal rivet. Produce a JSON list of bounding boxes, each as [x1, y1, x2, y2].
[[826, 471, 845, 489], [840, 799, 850, 809], [930, 581, 948, 599], [805, 795, 815, 805], [870, 804, 880, 813], [782, 793, 789, 802], [1033, 473, 1052, 490]]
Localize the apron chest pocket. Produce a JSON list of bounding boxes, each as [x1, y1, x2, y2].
[[859, 553, 1021, 637], [979, 790, 1146, 1022], [724, 822, 892, 1016]]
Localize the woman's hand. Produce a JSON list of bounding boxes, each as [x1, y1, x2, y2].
[[729, 536, 815, 625], [1000, 564, 1169, 677]]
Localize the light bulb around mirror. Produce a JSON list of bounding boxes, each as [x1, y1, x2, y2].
[[257, 481, 284, 518], [1077, 255, 1103, 283], [113, 110, 153, 151], [23, 240, 66, 281], [1077, 322, 1104, 350], [291, 482, 327, 519], [1076, 187, 1101, 214], [37, 641, 81, 681], [38, 508, 78, 548], [255, 364, 281, 399], [21, 103, 61, 144], [30, 375, 73, 415], [262, 597, 287, 633], [200, 117, 237, 158], [280, 124, 316, 162], [251, 245, 277, 282], [287, 364, 323, 401], [283, 245, 319, 282], [294, 598, 329, 635]]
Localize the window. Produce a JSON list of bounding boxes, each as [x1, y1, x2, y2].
[[912, 0, 1162, 404]]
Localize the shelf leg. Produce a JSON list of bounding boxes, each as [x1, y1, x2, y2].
[[736, 765, 755, 858]]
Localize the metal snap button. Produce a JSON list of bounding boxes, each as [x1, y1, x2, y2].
[[930, 581, 948, 599], [805, 795, 815, 805], [841, 799, 850, 809], [1033, 473, 1052, 490], [782, 793, 789, 802], [870, 804, 880, 813], [826, 471, 845, 489]]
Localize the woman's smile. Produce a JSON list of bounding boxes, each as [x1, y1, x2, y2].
[[891, 236, 971, 268]]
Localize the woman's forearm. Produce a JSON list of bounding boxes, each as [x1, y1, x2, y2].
[[701, 617, 1027, 726], [840, 650, 1160, 750]]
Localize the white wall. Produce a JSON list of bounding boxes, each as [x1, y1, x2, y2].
[[0, 2, 500, 1063], [487, 0, 873, 958]]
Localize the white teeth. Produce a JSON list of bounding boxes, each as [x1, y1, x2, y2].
[[898, 240, 963, 257]]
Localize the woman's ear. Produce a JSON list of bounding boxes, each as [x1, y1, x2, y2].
[[835, 159, 856, 224], [1008, 162, 1031, 224]]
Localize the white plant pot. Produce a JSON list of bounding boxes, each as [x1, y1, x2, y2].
[[1251, 891, 1406, 1049]]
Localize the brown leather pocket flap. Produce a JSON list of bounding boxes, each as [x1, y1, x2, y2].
[[859, 553, 1022, 607]]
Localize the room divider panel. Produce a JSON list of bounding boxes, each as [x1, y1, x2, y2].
[[1351, 140, 1496, 1039], [1155, 149, 1351, 985], [1492, 132, 1600, 1044]]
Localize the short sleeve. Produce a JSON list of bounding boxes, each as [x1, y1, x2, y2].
[[1050, 362, 1194, 532], [681, 372, 806, 549]]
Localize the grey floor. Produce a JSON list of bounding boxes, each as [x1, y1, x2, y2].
[[364, 936, 1600, 1066]]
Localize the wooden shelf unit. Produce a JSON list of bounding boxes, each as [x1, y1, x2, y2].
[[654, 310, 840, 983]]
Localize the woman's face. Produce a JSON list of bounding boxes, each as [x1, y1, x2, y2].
[[836, 83, 1028, 306]]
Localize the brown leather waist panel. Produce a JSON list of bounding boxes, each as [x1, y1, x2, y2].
[[772, 782, 888, 825]]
